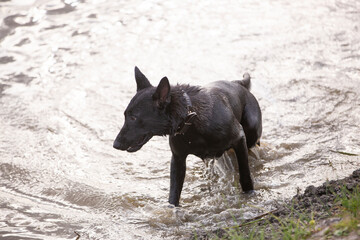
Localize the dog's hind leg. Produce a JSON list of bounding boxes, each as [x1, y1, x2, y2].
[[241, 100, 262, 149], [233, 125, 254, 192], [169, 154, 187, 206]]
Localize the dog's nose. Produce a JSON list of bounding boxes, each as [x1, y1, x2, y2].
[[113, 140, 122, 150]]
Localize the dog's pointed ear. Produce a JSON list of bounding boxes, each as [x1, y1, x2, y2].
[[135, 66, 152, 91], [153, 77, 170, 108]]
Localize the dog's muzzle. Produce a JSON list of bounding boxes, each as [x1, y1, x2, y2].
[[113, 134, 153, 152], [113, 139, 123, 150]]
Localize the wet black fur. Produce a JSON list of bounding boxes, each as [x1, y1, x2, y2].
[[113, 67, 262, 206]]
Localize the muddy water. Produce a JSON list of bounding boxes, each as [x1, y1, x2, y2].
[[0, 0, 359, 239]]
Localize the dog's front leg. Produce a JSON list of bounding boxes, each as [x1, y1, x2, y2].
[[234, 127, 254, 192], [169, 154, 186, 206]]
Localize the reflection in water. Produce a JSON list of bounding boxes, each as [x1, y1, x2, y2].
[[0, 0, 359, 239]]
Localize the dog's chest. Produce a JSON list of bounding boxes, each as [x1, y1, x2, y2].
[[170, 134, 232, 159]]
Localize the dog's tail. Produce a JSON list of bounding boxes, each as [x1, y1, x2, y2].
[[239, 73, 251, 90]]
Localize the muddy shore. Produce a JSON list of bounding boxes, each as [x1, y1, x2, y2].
[[194, 168, 360, 239]]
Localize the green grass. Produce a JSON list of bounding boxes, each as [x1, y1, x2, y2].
[[215, 185, 360, 240], [216, 203, 313, 240], [338, 186, 360, 218], [325, 185, 360, 237]]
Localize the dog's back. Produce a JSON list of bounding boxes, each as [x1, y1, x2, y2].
[[201, 77, 261, 149]]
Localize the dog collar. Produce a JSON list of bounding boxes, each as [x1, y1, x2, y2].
[[175, 91, 197, 136]]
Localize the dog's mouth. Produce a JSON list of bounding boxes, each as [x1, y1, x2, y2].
[[126, 134, 152, 152]]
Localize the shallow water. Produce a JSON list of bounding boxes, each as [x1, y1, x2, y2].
[[0, 0, 359, 239]]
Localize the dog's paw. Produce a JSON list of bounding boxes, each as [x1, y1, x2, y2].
[[168, 204, 176, 208], [167, 203, 182, 208], [243, 190, 256, 195]]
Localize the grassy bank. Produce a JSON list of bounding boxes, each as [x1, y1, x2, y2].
[[223, 186, 360, 239], [194, 169, 360, 240]]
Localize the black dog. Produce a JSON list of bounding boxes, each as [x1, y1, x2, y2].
[[113, 67, 262, 206]]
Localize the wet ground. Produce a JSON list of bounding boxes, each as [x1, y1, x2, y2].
[[0, 0, 359, 239], [196, 168, 360, 239]]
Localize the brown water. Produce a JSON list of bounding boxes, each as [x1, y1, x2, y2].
[[0, 0, 359, 239]]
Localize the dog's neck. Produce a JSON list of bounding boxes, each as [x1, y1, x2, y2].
[[174, 91, 197, 135], [167, 84, 201, 135]]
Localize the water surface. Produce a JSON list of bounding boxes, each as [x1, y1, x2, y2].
[[0, 0, 359, 239]]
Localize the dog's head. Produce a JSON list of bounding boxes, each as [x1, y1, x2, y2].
[[113, 67, 171, 152]]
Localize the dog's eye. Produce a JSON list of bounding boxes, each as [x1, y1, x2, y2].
[[130, 116, 137, 121]]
